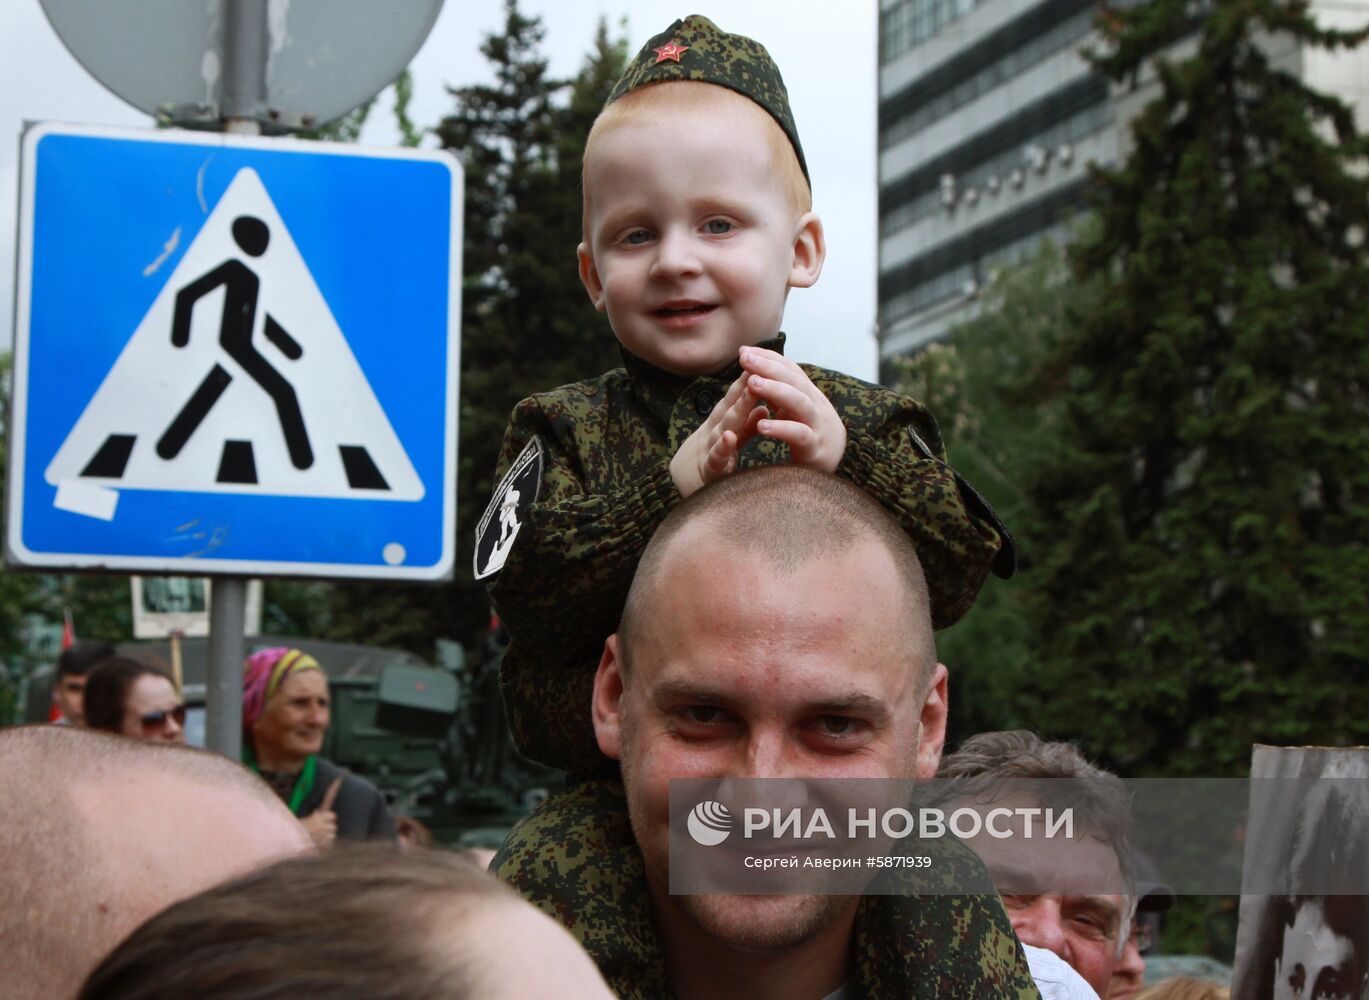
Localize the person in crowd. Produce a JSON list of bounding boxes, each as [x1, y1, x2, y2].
[[496, 467, 1036, 999], [1108, 853, 1174, 1000], [76, 845, 616, 1000], [83, 656, 186, 744], [50, 638, 115, 726], [241, 647, 394, 846], [1134, 978, 1229, 1000], [937, 730, 1138, 998], [0, 725, 310, 1000]]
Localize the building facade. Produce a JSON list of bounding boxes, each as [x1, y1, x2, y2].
[[876, 0, 1369, 363]]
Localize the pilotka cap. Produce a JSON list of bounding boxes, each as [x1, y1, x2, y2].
[[607, 14, 810, 184]]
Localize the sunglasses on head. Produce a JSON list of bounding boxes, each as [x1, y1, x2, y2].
[[140, 705, 186, 731]]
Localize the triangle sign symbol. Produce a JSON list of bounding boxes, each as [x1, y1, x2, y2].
[[45, 167, 425, 519]]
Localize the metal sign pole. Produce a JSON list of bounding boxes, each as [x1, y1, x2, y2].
[[206, 579, 247, 756], [203, 0, 266, 759]]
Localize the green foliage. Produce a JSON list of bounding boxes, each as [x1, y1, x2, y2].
[[298, 94, 375, 143], [891, 242, 1104, 741], [1012, 0, 1369, 774], [391, 69, 423, 148]]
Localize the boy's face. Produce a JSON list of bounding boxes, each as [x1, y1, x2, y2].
[[578, 90, 823, 377]]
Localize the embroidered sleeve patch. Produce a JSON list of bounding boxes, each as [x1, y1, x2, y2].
[[473, 437, 545, 580]]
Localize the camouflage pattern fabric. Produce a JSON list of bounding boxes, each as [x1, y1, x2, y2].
[[493, 781, 1043, 999], [484, 334, 1014, 774], [607, 15, 810, 183]]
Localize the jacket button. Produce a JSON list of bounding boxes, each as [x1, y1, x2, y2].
[[695, 392, 715, 416]]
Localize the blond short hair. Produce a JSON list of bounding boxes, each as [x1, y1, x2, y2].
[[581, 80, 812, 243]]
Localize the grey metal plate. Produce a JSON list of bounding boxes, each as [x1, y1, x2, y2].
[[39, 0, 443, 126]]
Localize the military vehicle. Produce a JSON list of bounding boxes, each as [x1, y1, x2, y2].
[[17, 634, 559, 848]]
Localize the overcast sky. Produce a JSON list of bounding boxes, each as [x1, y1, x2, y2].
[[0, 0, 878, 379]]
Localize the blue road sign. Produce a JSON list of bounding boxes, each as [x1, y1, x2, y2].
[[6, 122, 462, 580]]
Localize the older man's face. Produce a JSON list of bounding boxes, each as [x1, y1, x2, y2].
[[592, 526, 947, 952], [955, 802, 1128, 996]]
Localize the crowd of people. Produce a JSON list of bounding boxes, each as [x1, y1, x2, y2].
[[0, 11, 1300, 1000], [1, 470, 1231, 1000]]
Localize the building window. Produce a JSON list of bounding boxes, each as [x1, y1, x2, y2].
[[881, 0, 993, 63]]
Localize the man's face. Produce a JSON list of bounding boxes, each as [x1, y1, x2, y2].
[[592, 526, 946, 952], [52, 673, 86, 725], [1000, 888, 1127, 995], [959, 808, 1127, 996], [1273, 898, 1359, 1000], [578, 88, 822, 377]]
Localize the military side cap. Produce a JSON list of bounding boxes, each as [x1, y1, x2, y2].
[[607, 15, 810, 184]]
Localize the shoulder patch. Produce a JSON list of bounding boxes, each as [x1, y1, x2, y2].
[[474, 437, 545, 580]]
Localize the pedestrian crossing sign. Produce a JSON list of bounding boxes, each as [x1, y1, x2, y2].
[[6, 122, 462, 579]]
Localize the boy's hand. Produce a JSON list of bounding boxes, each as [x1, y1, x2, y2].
[[671, 374, 768, 498], [739, 346, 846, 472]]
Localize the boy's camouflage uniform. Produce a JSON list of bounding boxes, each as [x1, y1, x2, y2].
[[485, 337, 1011, 772], [494, 781, 1042, 999]]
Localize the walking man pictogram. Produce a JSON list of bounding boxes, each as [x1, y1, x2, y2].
[[157, 215, 313, 473]]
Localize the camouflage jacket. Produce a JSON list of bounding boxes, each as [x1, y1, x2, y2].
[[494, 781, 1042, 999], [483, 336, 1011, 772]]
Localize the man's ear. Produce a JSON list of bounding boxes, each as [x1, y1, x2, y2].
[[788, 211, 826, 290], [578, 242, 607, 312], [592, 634, 627, 760], [914, 663, 949, 781]]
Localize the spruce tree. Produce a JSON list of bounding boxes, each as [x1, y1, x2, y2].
[[1020, 0, 1369, 773]]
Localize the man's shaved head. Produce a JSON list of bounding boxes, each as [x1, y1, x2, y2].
[[0, 725, 310, 1000], [620, 466, 935, 675]]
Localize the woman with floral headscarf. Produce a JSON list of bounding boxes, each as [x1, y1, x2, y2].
[[242, 647, 394, 847]]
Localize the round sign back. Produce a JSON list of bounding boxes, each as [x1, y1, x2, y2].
[[39, 0, 444, 129]]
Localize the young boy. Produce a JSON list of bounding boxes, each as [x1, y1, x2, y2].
[[475, 15, 1013, 775], [476, 17, 1025, 996]]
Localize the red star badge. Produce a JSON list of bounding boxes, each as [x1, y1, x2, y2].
[[653, 40, 689, 63]]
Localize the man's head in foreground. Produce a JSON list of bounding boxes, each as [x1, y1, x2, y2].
[[0, 725, 311, 1000], [578, 16, 824, 378], [591, 467, 947, 966], [52, 639, 116, 725], [938, 730, 1136, 996], [77, 845, 615, 1000]]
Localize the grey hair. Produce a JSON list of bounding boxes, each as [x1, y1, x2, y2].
[[939, 729, 1137, 955]]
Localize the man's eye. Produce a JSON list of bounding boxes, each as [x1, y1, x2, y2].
[[625, 229, 652, 245], [815, 716, 858, 737], [704, 219, 733, 235], [1070, 914, 1111, 940], [683, 706, 724, 725]]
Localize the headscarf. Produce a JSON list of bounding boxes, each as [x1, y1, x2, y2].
[[242, 647, 322, 733]]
